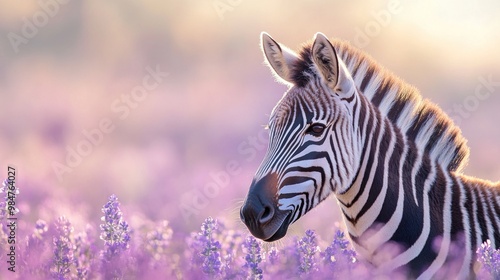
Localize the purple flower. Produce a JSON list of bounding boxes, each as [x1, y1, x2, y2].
[[145, 220, 173, 262], [267, 246, 279, 266], [22, 219, 50, 278], [51, 216, 75, 280], [99, 195, 133, 279], [477, 240, 500, 279], [100, 194, 131, 260], [35, 219, 49, 236], [73, 225, 95, 280], [26, 219, 49, 251], [242, 236, 263, 280], [199, 218, 223, 276], [321, 229, 357, 273], [26, 219, 49, 246], [270, 236, 301, 277], [188, 217, 223, 277], [221, 229, 244, 277], [221, 229, 243, 260], [204, 250, 222, 276], [297, 229, 320, 274]]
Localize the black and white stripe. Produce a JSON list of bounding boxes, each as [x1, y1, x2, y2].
[[240, 32, 500, 279]]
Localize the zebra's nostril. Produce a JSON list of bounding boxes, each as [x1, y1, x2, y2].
[[259, 205, 275, 224]]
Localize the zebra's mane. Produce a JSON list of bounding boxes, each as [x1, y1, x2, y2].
[[291, 39, 470, 173]]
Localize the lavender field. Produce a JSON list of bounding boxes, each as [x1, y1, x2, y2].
[[1, 188, 500, 279], [1, 1, 500, 279]]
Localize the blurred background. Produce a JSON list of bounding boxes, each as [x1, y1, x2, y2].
[[0, 0, 499, 240]]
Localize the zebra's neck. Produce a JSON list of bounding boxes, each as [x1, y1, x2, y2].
[[335, 92, 407, 234], [332, 84, 499, 277], [327, 39, 470, 176]]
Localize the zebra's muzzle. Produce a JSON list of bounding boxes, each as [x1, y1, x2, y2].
[[240, 173, 292, 241]]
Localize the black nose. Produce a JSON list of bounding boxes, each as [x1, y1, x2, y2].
[[240, 194, 275, 224], [240, 173, 278, 239]]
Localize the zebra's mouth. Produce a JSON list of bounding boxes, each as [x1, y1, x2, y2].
[[241, 173, 294, 241], [263, 212, 292, 242]]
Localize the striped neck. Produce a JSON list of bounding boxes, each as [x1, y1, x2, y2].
[[333, 40, 469, 174]]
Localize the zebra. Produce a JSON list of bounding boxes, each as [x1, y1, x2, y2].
[[239, 32, 500, 279]]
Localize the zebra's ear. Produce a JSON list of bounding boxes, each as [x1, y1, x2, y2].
[[312, 33, 340, 89], [261, 32, 298, 85]]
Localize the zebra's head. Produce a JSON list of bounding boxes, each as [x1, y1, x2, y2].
[[240, 33, 362, 241]]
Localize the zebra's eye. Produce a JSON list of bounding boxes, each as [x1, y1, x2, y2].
[[306, 123, 326, 136]]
